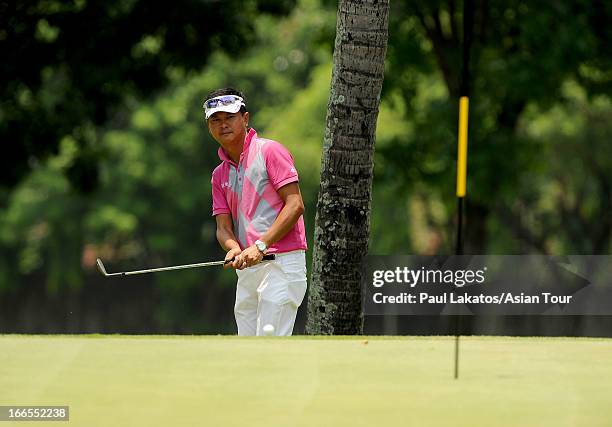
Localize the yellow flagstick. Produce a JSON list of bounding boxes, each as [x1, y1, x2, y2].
[[456, 96, 470, 198]]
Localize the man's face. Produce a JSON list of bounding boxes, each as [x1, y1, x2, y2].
[[207, 111, 249, 147]]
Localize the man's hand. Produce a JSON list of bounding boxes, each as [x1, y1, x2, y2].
[[235, 244, 264, 269], [224, 247, 243, 270]]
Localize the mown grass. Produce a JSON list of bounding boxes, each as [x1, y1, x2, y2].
[[1, 335, 611, 426]]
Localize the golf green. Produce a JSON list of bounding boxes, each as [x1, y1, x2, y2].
[[1, 336, 611, 426]]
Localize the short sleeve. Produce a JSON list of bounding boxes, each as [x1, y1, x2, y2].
[[264, 141, 299, 191], [211, 168, 231, 216]]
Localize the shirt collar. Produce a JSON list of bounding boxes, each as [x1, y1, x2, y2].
[[217, 128, 257, 165]]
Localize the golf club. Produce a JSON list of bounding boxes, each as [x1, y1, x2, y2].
[[96, 254, 276, 277]]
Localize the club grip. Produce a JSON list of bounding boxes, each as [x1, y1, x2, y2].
[[224, 253, 276, 264]]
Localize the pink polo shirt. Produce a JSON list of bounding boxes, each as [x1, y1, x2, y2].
[[211, 128, 308, 254]]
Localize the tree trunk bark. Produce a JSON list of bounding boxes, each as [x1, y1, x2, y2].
[[306, 0, 389, 335]]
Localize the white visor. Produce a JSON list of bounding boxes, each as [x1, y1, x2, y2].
[[203, 95, 246, 119]]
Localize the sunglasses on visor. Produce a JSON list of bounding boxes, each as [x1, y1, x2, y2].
[[203, 95, 245, 114]]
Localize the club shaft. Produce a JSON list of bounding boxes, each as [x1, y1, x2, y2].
[[98, 254, 275, 277], [121, 260, 226, 276]]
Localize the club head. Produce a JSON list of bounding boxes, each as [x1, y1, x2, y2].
[[96, 258, 109, 276]]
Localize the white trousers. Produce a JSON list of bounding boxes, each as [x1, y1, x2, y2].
[[234, 250, 307, 336]]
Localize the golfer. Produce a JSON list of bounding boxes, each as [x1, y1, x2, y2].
[[205, 88, 308, 336]]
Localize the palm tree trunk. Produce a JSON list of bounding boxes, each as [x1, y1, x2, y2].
[[306, 0, 389, 335]]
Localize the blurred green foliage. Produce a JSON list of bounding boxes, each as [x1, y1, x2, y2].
[[1, 0, 610, 332], [0, 0, 337, 332], [0, 0, 297, 192], [377, 0, 612, 254]]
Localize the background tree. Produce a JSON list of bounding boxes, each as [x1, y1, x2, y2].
[[306, 0, 389, 335], [0, 0, 296, 196], [378, 0, 612, 255]]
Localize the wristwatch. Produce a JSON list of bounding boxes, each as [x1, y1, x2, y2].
[[255, 239, 268, 254]]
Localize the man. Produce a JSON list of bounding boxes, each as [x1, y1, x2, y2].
[[205, 87, 308, 336]]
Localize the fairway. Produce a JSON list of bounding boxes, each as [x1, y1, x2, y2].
[[1, 336, 612, 426]]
